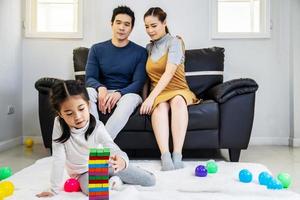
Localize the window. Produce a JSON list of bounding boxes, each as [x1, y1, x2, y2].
[[210, 0, 270, 39], [25, 0, 83, 38]]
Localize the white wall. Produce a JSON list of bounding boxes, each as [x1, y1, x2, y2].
[[0, 0, 23, 150], [22, 0, 296, 145], [291, 0, 300, 146]]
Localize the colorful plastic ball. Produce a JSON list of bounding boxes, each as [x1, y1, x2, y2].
[[258, 171, 273, 185], [0, 181, 15, 197], [24, 138, 34, 148], [206, 161, 218, 174], [64, 178, 80, 192], [0, 189, 5, 198], [0, 167, 12, 180], [267, 178, 283, 190], [239, 169, 252, 183], [195, 165, 207, 177], [277, 173, 291, 188]]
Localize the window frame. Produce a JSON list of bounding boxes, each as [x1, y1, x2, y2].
[[209, 0, 271, 39], [25, 0, 83, 39]]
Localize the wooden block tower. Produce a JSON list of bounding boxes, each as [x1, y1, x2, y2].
[[89, 148, 110, 200]]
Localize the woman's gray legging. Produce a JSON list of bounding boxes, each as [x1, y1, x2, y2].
[[78, 164, 156, 195]]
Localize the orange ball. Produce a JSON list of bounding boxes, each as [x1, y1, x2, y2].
[[24, 138, 34, 148]]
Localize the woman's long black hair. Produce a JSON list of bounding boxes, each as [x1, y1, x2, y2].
[[50, 80, 96, 143]]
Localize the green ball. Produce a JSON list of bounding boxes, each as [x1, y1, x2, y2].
[[277, 173, 291, 188], [206, 161, 218, 173], [0, 167, 12, 180]]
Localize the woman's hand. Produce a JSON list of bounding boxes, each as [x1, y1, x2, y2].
[[110, 155, 126, 173], [140, 97, 155, 115], [36, 191, 54, 198]]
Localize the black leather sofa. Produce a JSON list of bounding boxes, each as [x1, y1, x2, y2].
[[35, 47, 258, 162]]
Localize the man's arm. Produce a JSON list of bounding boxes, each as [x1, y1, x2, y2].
[[118, 49, 148, 95], [85, 45, 105, 90]]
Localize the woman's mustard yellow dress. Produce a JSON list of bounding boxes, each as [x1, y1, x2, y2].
[[146, 39, 200, 111]]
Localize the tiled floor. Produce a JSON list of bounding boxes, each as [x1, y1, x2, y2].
[[0, 144, 299, 193]]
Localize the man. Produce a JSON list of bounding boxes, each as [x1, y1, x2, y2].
[[86, 6, 147, 140]]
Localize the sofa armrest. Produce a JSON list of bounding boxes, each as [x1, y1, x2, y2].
[[35, 77, 62, 94], [206, 78, 258, 103]]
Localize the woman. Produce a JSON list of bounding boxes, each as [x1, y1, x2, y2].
[[140, 7, 200, 171]]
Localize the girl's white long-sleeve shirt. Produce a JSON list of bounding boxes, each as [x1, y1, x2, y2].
[[50, 117, 129, 194]]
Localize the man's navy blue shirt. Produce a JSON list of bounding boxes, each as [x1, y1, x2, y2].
[[85, 40, 147, 95]]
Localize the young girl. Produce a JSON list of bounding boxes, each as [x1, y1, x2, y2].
[[36, 80, 155, 197]]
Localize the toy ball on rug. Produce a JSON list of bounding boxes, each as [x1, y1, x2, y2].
[[206, 160, 218, 174], [277, 172, 291, 188], [24, 138, 34, 148], [195, 165, 207, 177], [64, 178, 81, 192], [0, 181, 15, 197], [258, 171, 273, 185], [0, 167, 12, 180], [267, 178, 283, 190], [239, 169, 253, 183]]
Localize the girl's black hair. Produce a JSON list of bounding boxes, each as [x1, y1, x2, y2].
[[50, 80, 96, 143], [144, 7, 169, 34]]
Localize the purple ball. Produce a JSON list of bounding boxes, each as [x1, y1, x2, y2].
[[195, 165, 207, 177]]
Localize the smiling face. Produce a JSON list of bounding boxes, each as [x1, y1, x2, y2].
[[144, 15, 166, 41], [111, 14, 133, 42], [58, 95, 90, 129]]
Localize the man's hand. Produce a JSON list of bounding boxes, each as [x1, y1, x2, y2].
[[109, 155, 126, 173], [36, 191, 54, 198], [98, 87, 108, 114], [140, 96, 155, 115], [105, 92, 121, 113]]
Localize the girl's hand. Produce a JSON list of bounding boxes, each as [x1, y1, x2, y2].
[[36, 191, 54, 198], [109, 155, 126, 173], [140, 97, 155, 115]]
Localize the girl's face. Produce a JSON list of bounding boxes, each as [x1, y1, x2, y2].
[[144, 15, 166, 41], [58, 95, 90, 129]]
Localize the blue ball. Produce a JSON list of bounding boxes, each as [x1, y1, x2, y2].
[[267, 178, 278, 190], [258, 172, 273, 185], [239, 169, 253, 183], [195, 165, 207, 177], [275, 180, 283, 190]]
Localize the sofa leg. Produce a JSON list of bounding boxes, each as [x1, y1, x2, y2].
[[229, 149, 241, 162]]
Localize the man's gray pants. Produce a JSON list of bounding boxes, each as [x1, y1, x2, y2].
[[87, 87, 142, 140]]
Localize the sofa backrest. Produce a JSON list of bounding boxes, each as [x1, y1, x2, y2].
[[184, 47, 224, 97], [73, 46, 224, 98]]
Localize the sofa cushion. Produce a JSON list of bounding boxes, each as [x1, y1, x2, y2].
[[187, 100, 219, 130], [73, 47, 89, 83], [185, 47, 225, 98], [145, 100, 219, 131]]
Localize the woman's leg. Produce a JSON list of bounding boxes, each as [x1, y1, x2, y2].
[[169, 95, 188, 169], [78, 172, 89, 196], [115, 164, 156, 186], [151, 102, 174, 171]]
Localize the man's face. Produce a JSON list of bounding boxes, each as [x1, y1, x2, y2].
[[111, 14, 133, 41]]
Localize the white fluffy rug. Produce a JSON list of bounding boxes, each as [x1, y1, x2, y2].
[[5, 157, 300, 200]]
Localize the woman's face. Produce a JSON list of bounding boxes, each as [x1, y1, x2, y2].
[[144, 15, 166, 41]]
